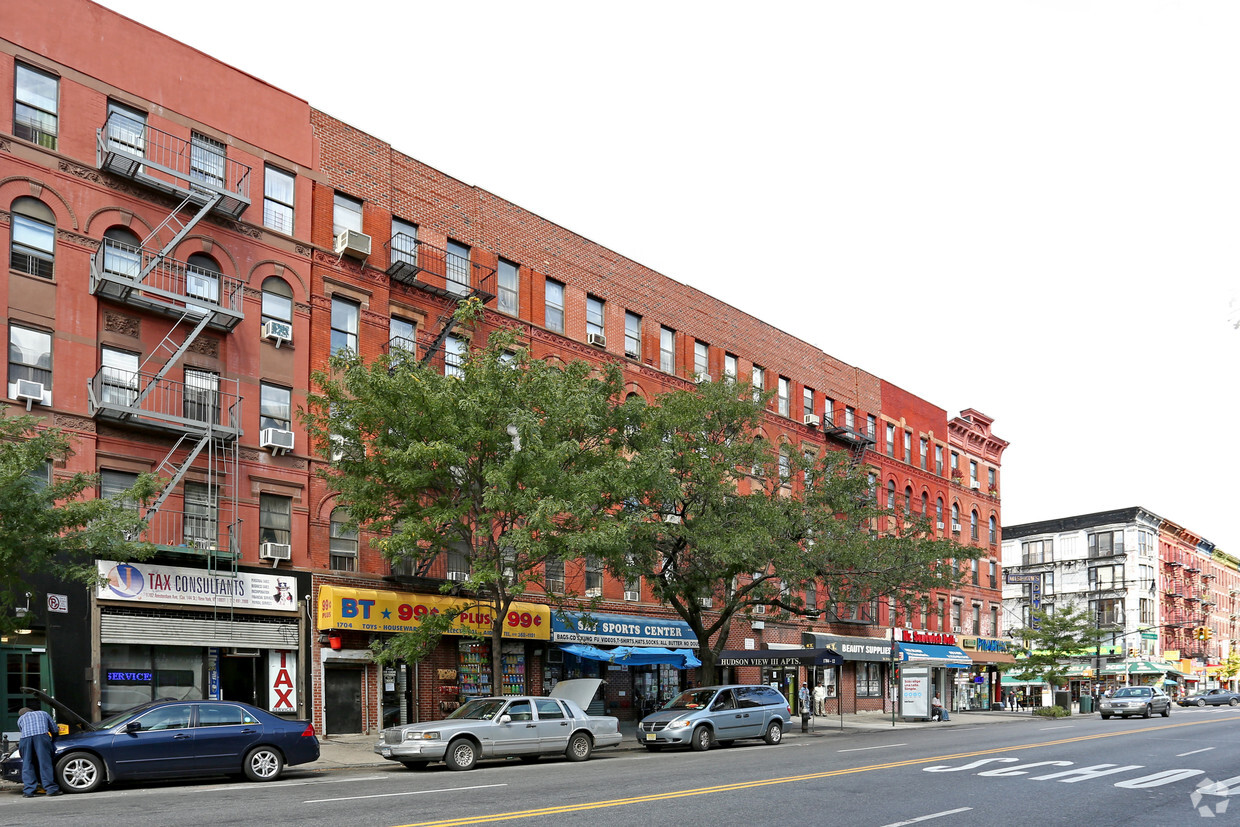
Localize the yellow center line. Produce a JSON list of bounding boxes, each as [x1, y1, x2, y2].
[[393, 716, 1239, 827]]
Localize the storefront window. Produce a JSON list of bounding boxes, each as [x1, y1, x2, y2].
[[857, 663, 882, 697], [100, 644, 204, 715]]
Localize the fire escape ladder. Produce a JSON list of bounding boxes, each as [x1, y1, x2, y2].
[[131, 309, 214, 408], [142, 431, 213, 522], [421, 311, 460, 366], [137, 190, 224, 283]]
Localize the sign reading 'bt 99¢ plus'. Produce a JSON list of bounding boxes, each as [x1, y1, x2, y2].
[[316, 585, 551, 640]]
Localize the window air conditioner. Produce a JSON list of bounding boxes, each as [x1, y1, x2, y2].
[[15, 378, 45, 409], [334, 229, 372, 259], [663, 514, 682, 524], [624, 349, 639, 359], [751, 619, 765, 630], [697, 597, 714, 608], [804, 414, 821, 427], [695, 374, 713, 384], [260, 428, 295, 454], [587, 332, 606, 348], [585, 587, 602, 598], [970, 480, 981, 489], [753, 604, 766, 615], [952, 625, 963, 633], [261, 319, 293, 347], [624, 590, 640, 602], [952, 523, 962, 532], [936, 521, 945, 530], [447, 570, 469, 583], [260, 542, 292, 561]]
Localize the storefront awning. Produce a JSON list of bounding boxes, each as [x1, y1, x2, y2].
[[1101, 658, 1183, 676], [898, 642, 971, 668], [802, 632, 897, 662], [717, 647, 842, 667], [551, 611, 698, 649], [560, 644, 701, 668], [958, 636, 1017, 664], [316, 585, 550, 640], [1001, 675, 1047, 686]]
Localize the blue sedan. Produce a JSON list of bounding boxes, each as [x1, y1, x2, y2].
[[2, 695, 319, 793]]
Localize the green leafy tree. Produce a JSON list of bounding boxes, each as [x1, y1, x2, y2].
[[0, 411, 156, 634], [1009, 606, 1106, 692], [613, 377, 977, 685], [1216, 649, 1240, 687], [304, 329, 637, 680]]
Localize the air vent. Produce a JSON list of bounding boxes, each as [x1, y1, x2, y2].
[[334, 229, 372, 259]]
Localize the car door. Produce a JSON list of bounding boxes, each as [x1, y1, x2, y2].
[[533, 698, 571, 754], [194, 703, 263, 771], [108, 704, 195, 779], [706, 690, 747, 740], [492, 699, 538, 756]]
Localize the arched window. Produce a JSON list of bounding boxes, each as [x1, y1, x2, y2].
[[936, 498, 944, 527], [951, 502, 959, 529], [186, 253, 220, 303], [887, 480, 896, 510], [904, 486, 913, 514], [103, 226, 141, 277], [970, 509, 979, 541], [921, 492, 929, 515], [10, 197, 55, 278], [989, 515, 997, 544], [329, 508, 357, 571], [262, 276, 293, 325]]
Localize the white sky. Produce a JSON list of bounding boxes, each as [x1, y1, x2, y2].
[[94, 0, 1240, 551]]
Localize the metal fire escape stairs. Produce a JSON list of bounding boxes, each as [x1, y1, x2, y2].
[[91, 113, 251, 581]]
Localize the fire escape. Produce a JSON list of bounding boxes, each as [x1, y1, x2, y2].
[[86, 112, 249, 578], [823, 405, 875, 468], [383, 233, 496, 372]]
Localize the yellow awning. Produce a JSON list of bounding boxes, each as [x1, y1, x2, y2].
[[317, 585, 550, 640]]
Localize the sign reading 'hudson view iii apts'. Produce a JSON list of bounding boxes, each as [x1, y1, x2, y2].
[[97, 560, 299, 612]]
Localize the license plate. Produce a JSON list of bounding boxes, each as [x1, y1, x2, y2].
[[381, 747, 391, 756], [645, 733, 656, 741]]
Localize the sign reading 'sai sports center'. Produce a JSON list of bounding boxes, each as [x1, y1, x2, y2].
[[97, 560, 298, 612]]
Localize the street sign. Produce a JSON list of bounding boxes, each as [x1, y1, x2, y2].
[[47, 593, 68, 613]]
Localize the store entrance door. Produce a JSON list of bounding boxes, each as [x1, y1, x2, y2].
[[325, 667, 363, 734], [2, 647, 51, 734], [220, 654, 259, 707]]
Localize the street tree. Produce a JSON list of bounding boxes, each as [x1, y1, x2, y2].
[[0, 411, 156, 634], [1009, 605, 1106, 694], [304, 327, 637, 681], [614, 377, 978, 685]]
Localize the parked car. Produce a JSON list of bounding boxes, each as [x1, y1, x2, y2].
[[636, 684, 791, 751], [374, 678, 622, 771], [1178, 688, 1240, 707], [1098, 686, 1172, 719], [1, 688, 319, 793]]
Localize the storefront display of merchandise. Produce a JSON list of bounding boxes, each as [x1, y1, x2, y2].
[[458, 640, 526, 698]]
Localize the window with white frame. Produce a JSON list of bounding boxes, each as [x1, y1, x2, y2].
[[660, 326, 675, 373], [261, 277, 293, 328], [624, 312, 642, 358], [102, 226, 141, 278], [14, 63, 58, 149], [866, 414, 876, 441], [259, 493, 292, 546], [330, 296, 359, 356], [389, 316, 416, 354], [446, 239, 471, 295], [586, 296, 605, 341], [100, 469, 139, 512], [8, 324, 52, 404], [183, 368, 219, 425], [444, 334, 466, 379], [987, 467, 996, 490], [777, 376, 790, 417], [545, 278, 565, 333], [497, 258, 519, 316], [919, 438, 928, 470], [190, 132, 225, 188], [391, 218, 418, 268], [988, 559, 997, 589], [1022, 539, 1053, 565], [823, 396, 834, 427], [802, 387, 814, 421], [724, 352, 737, 380], [695, 341, 709, 379], [10, 197, 55, 279], [857, 663, 882, 697], [988, 515, 997, 544], [263, 165, 295, 233], [333, 193, 363, 236], [904, 431, 912, 463], [970, 509, 979, 541], [100, 346, 138, 407], [185, 253, 221, 304], [969, 460, 978, 486], [182, 481, 217, 549], [935, 445, 943, 475], [1088, 530, 1124, 558], [545, 558, 565, 594], [584, 555, 603, 595], [885, 423, 895, 456], [751, 365, 764, 403], [329, 508, 357, 571], [1089, 564, 1124, 590], [260, 383, 291, 431], [105, 100, 145, 158]]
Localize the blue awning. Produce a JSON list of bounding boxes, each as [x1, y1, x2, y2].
[[898, 642, 972, 668], [552, 612, 698, 648], [559, 644, 702, 669]]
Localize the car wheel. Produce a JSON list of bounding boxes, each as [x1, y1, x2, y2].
[[690, 726, 712, 752], [400, 761, 428, 770], [1162, 705, 1171, 718], [763, 720, 783, 745], [1100, 714, 1111, 720], [244, 746, 284, 782], [566, 731, 593, 762], [445, 738, 478, 771], [717, 740, 734, 748], [1230, 698, 1238, 707], [56, 752, 104, 794], [1143, 705, 1152, 719], [1198, 699, 1207, 707]]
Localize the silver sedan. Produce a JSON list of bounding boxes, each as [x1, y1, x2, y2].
[[375, 679, 622, 771]]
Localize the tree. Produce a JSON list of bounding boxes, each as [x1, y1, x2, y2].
[[304, 328, 636, 681], [1009, 606, 1106, 692], [612, 377, 978, 685], [1216, 649, 1240, 688], [0, 411, 156, 634]]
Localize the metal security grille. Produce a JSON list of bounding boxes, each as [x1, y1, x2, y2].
[[101, 613, 297, 648]]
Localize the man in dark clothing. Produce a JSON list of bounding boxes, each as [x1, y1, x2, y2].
[[18, 706, 61, 798]]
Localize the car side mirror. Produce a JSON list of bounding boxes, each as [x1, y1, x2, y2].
[[498, 714, 511, 724], [125, 721, 141, 733]]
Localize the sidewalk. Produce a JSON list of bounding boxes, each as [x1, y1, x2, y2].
[[314, 708, 1033, 770]]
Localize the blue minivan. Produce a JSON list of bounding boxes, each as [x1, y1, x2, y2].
[[636, 685, 791, 751]]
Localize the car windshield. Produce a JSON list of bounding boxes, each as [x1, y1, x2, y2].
[[447, 699, 507, 721], [1113, 688, 1151, 698], [664, 689, 718, 710]]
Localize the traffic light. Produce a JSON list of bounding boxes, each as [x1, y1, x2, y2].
[[1127, 647, 1139, 658], [1194, 627, 1205, 641], [1204, 628, 1214, 641]]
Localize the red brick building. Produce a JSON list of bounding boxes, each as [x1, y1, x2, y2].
[[2, 0, 1007, 736]]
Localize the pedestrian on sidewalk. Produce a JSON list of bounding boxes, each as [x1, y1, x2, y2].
[[18, 706, 61, 798], [931, 693, 945, 722], [798, 683, 811, 716], [813, 682, 827, 716]]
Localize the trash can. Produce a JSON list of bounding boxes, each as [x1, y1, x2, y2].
[[1079, 696, 1093, 714], [1053, 689, 1071, 712]]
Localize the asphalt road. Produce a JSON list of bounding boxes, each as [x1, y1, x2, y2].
[[4, 706, 1239, 827]]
